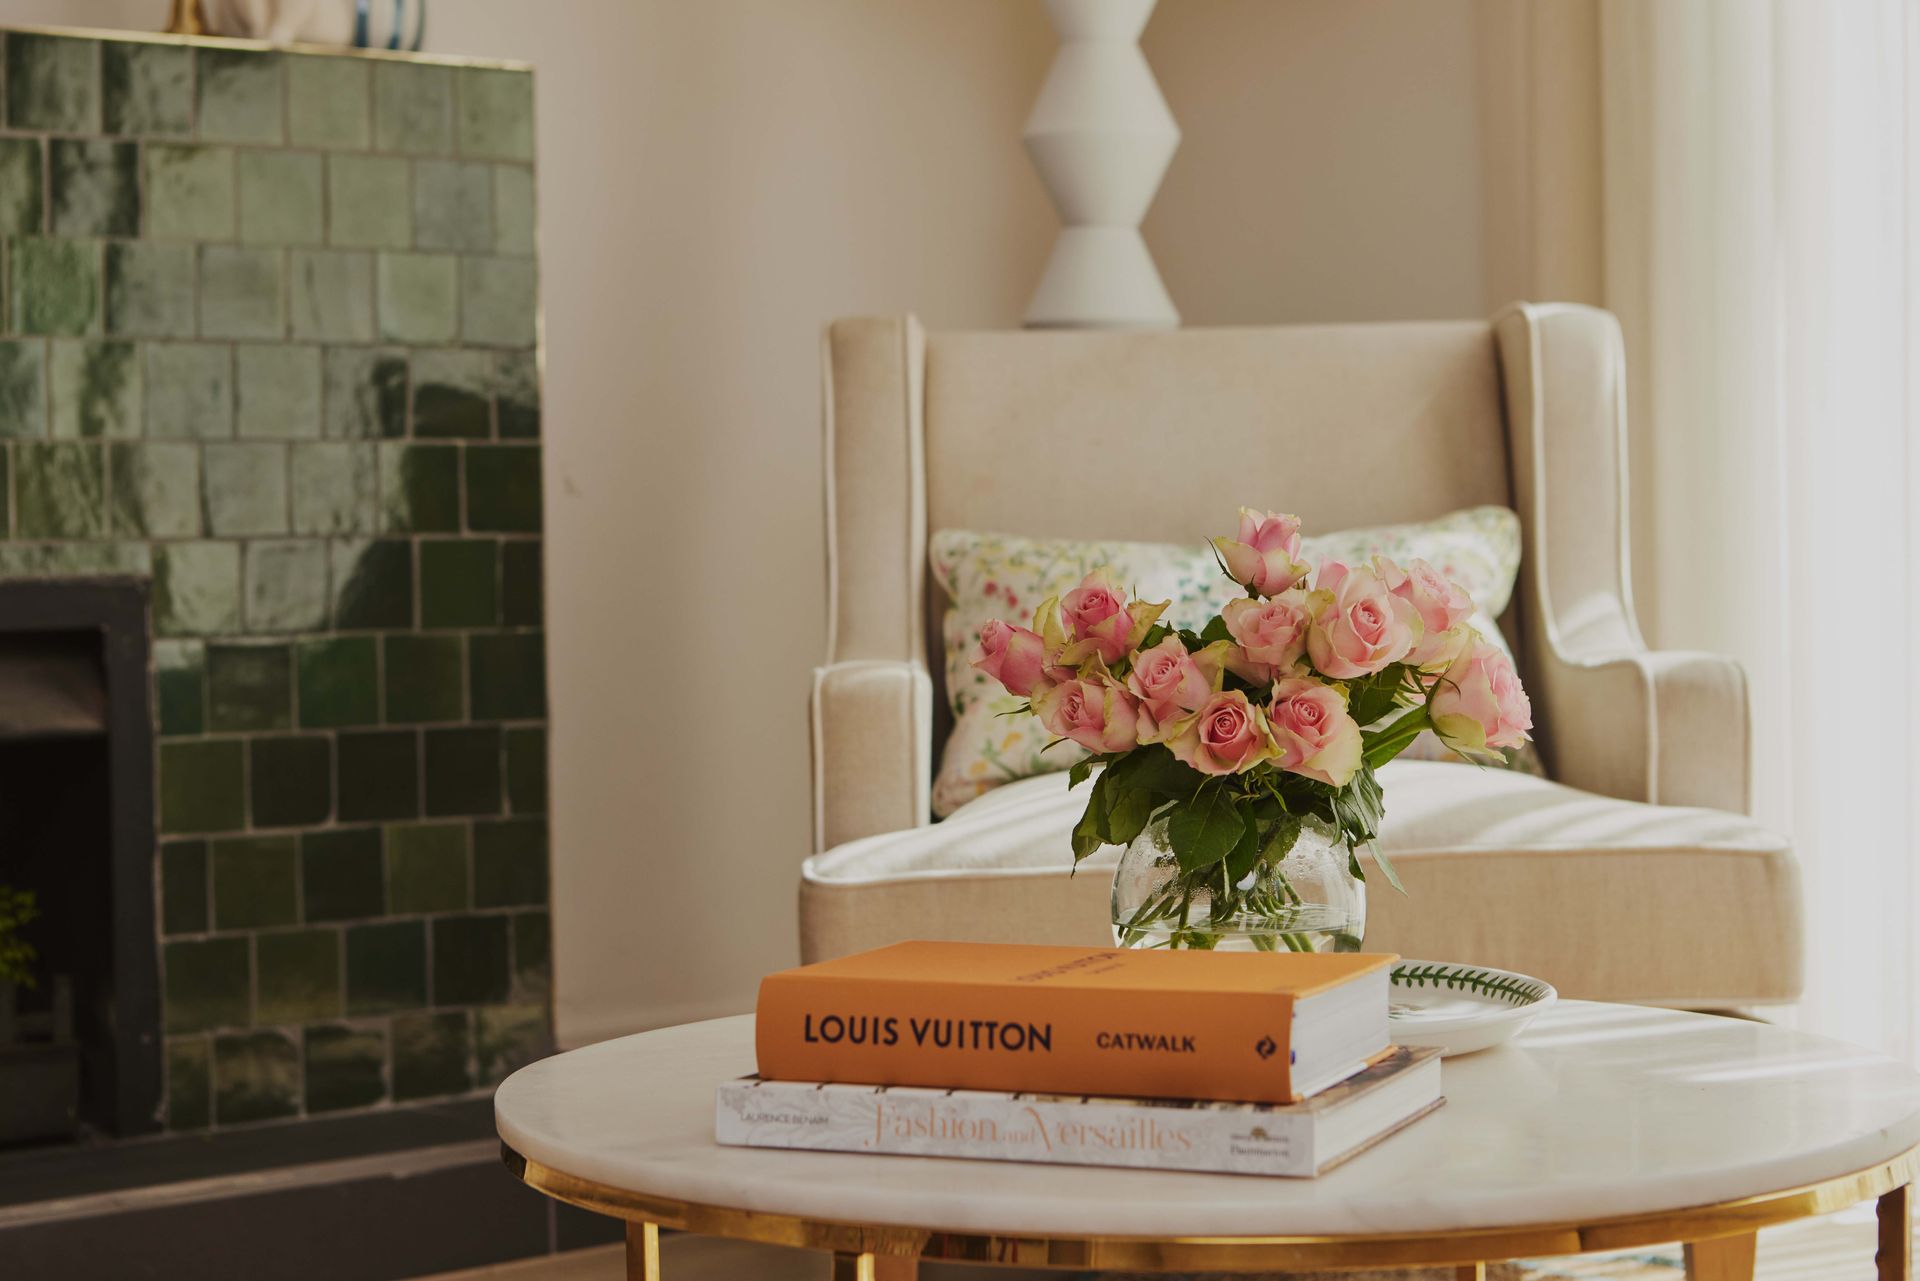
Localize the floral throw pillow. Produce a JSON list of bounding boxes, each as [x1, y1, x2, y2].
[[929, 506, 1527, 817]]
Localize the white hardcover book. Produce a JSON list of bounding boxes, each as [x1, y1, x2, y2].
[[715, 1045, 1441, 1178]]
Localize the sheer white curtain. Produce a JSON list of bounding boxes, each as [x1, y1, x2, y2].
[[1599, 0, 1920, 1058]]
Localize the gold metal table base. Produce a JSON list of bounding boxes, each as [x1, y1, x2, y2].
[[501, 1142, 1916, 1279]]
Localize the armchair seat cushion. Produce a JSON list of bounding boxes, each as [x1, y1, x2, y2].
[[800, 763, 1802, 1006]]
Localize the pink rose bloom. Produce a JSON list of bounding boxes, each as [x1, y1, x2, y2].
[[1212, 509, 1309, 597], [1430, 638, 1533, 752], [1221, 592, 1311, 682], [1031, 674, 1141, 755], [1126, 635, 1220, 739], [1383, 557, 1475, 668], [1060, 571, 1135, 665], [1267, 676, 1363, 787], [971, 619, 1049, 697], [1306, 561, 1421, 678], [1166, 690, 1273, 776]]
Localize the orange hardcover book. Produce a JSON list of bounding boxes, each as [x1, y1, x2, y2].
[[754, 941, 1397, 1105]]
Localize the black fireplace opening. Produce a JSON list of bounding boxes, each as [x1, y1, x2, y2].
[[0, 579, 160, 1144]]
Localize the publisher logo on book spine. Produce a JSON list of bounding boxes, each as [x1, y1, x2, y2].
[[1254, 1035, 1277, 1061]]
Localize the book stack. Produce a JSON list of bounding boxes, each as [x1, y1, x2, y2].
[[715, 941, 1441, 1178]]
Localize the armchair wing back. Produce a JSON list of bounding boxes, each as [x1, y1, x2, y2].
[[815, 304, 1752, 854]]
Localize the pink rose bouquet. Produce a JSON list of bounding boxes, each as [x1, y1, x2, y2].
[[968, 506, 1533, 949]]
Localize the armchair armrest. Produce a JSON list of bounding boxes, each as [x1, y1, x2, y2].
[[810, 660, 933, 853], [1496, 303, 1753, 814], [1540, 647, 1751, 813]]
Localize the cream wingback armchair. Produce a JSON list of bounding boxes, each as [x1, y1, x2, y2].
[[802, 304, 1803, 1007]]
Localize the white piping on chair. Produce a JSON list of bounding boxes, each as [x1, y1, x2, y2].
[[819, 324, 840, 665]]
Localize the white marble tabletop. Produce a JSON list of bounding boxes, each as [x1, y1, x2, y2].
[[494, 1002, 1920, 1238]]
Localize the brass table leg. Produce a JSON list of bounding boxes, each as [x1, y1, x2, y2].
[[830, 1254, 916, 1280], [1684, 1231, 1757, 1281], [1882, 1184, 1913, 1280], [626, 1222, 660, 1281], [1455, 1265, 1486, 1280]]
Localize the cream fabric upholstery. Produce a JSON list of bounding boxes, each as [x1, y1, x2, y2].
[[809, 304, 1803, 1004], [804, 765, 1801, 1007]]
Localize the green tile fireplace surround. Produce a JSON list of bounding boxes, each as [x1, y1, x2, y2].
[[0, 29, 549, 1131]]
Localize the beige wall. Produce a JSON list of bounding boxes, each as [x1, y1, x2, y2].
[[7, 0, 1599, 1045]]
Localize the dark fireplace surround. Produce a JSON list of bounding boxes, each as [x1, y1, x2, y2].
[[0, 577, 161, 1139]]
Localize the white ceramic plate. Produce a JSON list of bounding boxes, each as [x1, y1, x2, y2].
[[1387, 959, 1557, 1057]]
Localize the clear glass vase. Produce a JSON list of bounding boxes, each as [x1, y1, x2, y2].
[[1109, 811, 1366, 952]]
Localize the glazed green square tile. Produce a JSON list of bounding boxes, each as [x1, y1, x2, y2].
[[323, 347, 407, 439], [459, 257, 537, 347], [492, 165, 535, 256], [465, 445, 541, 532], [211, 835, 298, 930], [206, 641, 292, 732], [385, 633, 464, 723], [49, 140, 139, 238], [470, 633, 545, 721], [146, 144, 235, 241], [501, 540, 542, 625], [476, 1004, 549, 1085], [200, 245, 284, 341], [431, 915, 510, 1006], [154, 639, 206, 736], [474, 818, 546, 908], [504, 726, 546, 815], [331, 537, 413, 629], [345, 921, 426, 1015], [302, 827, 384, 922], [245, 539, 328, 633], [494, 350, 539, 439], [386, 822, 468, 914], [166, 1037, 211, 1128], [256, 928, 341, 1022], [0, 340, 49, 438], [239, 150, 324, 246], [110, 442, 200, 538], [413, 160, 493, 253], [145, 343, 233, 439], [154, 541, 242, 636], [11, 238, 100, 336], [54, 341, 143, 438], [377, 254, 458, 345], [291, 442, 376, 535], [236, 343, 321, 440], [393, 1010, 470, 1101], [197, 49, 284, 145], [296, 635, 378, 727], [423, 725, 501, 817], [378, 443, 459, 533], [337, 728, 419, 822], [16, 442, 105, 538], [325, 154, 411, 251], [104, 242, 195, 338], [456, 68, 533, 161], [288, 55, 370, 149], [213, 1031, 299, 1124], [374, 61, 452, 155], [160, 838, 209, 935], [250, 735, 332, 828], [304, 1024, 385, 1113], [103, 41, 192, 136], [512, 911, 549, 999], [411, 348, 492, 438], [290, 251, 373, 343], [6, 34, 99, 133], [419, 539, 497, 628], [0, 138, 43, 236], [202, 442, 288, 536], [163, 936, 249, 1032]]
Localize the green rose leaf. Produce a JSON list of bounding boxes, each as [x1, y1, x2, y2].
[[1168, 787, 1244, 873], [1106, 784, 1155, 848], [1224, 807, 1263, 882], [1068, 758, 1094, 790], [1364, 842, 1407, 895], [1261, 813, 1303, 866]]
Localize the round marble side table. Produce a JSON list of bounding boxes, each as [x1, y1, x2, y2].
[[496, 1003, 1920, 1280]]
